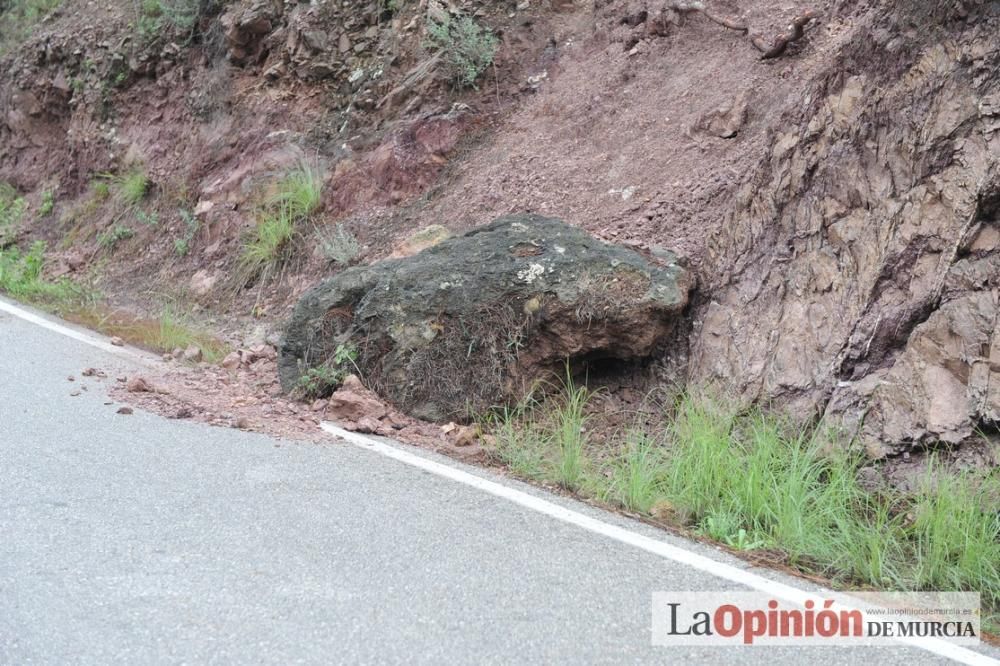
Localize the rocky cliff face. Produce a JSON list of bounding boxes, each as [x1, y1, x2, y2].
[[690, 0, 1000, 457]]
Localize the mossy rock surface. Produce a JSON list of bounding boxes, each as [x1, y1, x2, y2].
[[279, 214, 692, 421]]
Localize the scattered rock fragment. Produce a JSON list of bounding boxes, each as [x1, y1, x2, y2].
[[221, 351, 242, 370], [326, 375, 388, 423], [82, 367, 106, 378], [452, 425, 479, 447], [126, 376, 153, 393], [171, 406, 194, 419], [110, 337, 124, 347], [182, 346, 203, 363], [116, 406, 134, 415]]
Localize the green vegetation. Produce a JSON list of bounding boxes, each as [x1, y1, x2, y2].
[[174, 208, 199, 257], [0, 242, 223, 361], [112, 168, 150, 206], [315, 223, 360, 266], [96, 224, 134, 251], [135, 0, 207, 45], [38, 189, 55, 218], [134, 209, 158, 227], [486, 386, 1000, 623], [92, 180, 111, 201], [0, 241, 91, 308], [241, 165, 323, 284], [293, 343, 358, 399], [424, 12, 498, 88], [149, 307, 226, 362], [487, 377, 591, 491], [0, 0, 62, 55], [0, 182, 26, 245]]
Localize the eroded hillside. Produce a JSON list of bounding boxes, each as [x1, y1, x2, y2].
[[1, 0, 998, 471]]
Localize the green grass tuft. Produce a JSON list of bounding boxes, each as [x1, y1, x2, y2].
[[0, 241, 93, 309], [117, 169, 149, 206], [240, 165, 323, 284], [482, 387, 1000, 625], [150, 307, 227, 362]]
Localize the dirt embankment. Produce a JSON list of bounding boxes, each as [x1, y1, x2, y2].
[[1, 0, 998, 468]]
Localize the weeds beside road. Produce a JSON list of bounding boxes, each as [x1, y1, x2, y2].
[[487, 380, 1000, 629]]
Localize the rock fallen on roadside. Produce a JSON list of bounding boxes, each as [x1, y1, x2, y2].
[[279, 214, 692, 421]]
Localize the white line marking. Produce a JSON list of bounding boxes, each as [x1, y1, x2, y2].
[[321, 422, 998, 665], [0, 297, 158, 365]]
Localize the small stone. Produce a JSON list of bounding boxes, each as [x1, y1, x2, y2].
[[354, 416, 380, 434], [172, 348, 184, 360], [189, 269, 217, 297], [452, 425, 479, 447], [193, 199, 214, 216], [311, 399, 329, 412], [70, 390, 81, 397], [82, 367, 105, 377], [125, 376, 153, 393], [172, 406, 194, 419], [221, 351, 242, 370], [67, 375, 75, 382], [162, 353, 172, 362], [182, 345, 203, 362], [110, 336, 124, 347], [233, 416, 250, 429], [116, 406, 133, 415], [250, 343, 277, 361]]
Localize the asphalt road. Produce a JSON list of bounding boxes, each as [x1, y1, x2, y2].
[[1, 302, 997, 665]]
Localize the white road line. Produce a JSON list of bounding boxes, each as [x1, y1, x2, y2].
[[321, 422, 998, 666], [0, 297, 158, 366]]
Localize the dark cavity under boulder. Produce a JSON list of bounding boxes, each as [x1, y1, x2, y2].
[[279, 214, 692, 421]]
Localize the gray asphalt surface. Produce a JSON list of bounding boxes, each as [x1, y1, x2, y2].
[[1, 302, 996, 665]]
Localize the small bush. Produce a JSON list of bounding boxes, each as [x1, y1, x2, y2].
[[38, 190, 54, 218], [293, 343, 358, 399], [135, 0, 210, 46], [0, 182, 26, 244], [174, 208, 199, 257], [316, 223, 360, 265], [135, 209, 158, 227], [424, 13, 498, 88], [97, 224, 134, 250]]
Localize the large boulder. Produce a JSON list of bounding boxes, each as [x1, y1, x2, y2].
[[279, 214, 692, 421]]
